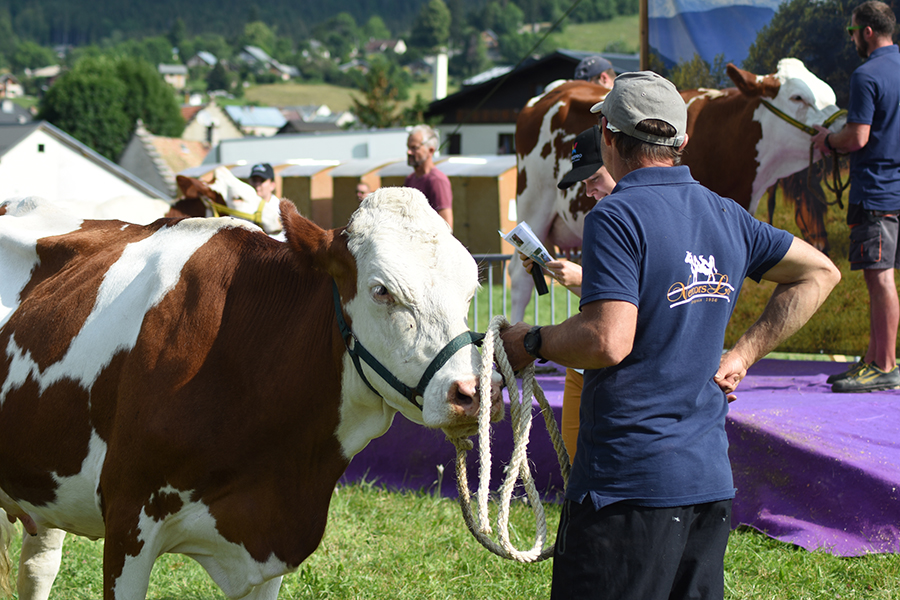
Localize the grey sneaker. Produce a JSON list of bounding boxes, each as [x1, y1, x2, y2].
[[826, 360, 867, 384], [831, 363, 900, 393]]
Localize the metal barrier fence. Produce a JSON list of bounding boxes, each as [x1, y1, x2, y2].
[[470, 253, 579, 332]]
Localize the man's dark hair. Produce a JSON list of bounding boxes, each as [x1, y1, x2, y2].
[[611, 119, 683, 169], [853, 0, 897, 38]]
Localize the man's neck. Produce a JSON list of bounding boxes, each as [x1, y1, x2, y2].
[[869, 36, 895, 55], [414, 161, 434, 177]]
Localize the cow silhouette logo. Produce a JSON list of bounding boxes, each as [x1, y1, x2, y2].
[[667, 251, 735, 308]]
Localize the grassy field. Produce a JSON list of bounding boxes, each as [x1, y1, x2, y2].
[[5, 479, 899, 599], [242, 79, 452, 112], [544, 15, 640, 55]]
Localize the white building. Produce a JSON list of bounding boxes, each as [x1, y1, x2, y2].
[[0, 121, 168, 213]]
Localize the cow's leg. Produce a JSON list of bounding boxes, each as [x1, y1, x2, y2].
[[237, 576, 282, 600], [102, 517, 160, 600], [17, 527, 65, 600], [509, 257, 534, 323]]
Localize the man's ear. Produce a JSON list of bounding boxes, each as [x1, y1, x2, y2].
[[679, 133, 689, 151]]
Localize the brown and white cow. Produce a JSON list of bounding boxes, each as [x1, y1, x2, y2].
[[511, 58, 845, 320], [0, 188, 500, 599]]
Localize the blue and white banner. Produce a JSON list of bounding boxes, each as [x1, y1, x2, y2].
[[649, 0, 787, 68]]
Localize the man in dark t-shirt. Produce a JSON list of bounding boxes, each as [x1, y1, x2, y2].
[[813, 0, 900, 392], [404, 124, 453, 230]]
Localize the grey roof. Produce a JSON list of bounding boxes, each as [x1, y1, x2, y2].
[[0, 121, 169, 198], [197, 51, 217, 65], [225, 105, 287, 129], [0, 100, 33, 125], [158, 64, 188, 75], [241, 45, 274, 64]]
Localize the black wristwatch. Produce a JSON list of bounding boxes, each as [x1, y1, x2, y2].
[[523, 326, 544, 360], [824, 133, 835, 153]]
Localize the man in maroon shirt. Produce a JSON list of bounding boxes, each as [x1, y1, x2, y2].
[[405, 124, 453, 229]]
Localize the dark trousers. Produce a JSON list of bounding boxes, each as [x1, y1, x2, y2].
[[550, 499, 732, 600]]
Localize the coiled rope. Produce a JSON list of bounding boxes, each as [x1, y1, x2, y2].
[[447, 315, 571, 563]]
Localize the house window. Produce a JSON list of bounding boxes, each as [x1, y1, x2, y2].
[[447, 133, 461, 155], [37, 144, 44, 153], [497, 133, 515, 155]]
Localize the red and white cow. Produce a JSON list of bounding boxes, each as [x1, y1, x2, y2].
[[0, 188, 500, 599], [511, 58, 845, 320]]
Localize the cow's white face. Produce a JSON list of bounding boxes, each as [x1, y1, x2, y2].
[[752, 58, 844, 205], [337, 187, 490, 454]]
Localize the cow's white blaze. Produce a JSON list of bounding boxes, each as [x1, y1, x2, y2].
[[750, 58, 843, 213], [335, 187, 481, 457]]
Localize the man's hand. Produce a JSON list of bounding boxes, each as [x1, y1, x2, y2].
[[714, 350, 749, 402], [811, 124, 833, 155], [498, 321, 537, 372]]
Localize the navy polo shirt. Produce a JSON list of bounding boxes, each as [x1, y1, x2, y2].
[[847, 44, 900, 211], [567, 166, 793, 509]]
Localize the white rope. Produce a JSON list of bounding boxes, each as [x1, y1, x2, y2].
[[448, 315, 571, 563]]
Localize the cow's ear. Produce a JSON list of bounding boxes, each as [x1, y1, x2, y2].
[[727, 64, 779, 99], [280, 200, 355, 280]]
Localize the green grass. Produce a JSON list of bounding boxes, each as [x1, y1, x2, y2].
[[544, 15, 641, 55], [5, 481, 900, 599]]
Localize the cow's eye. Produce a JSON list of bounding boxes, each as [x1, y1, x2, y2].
[[372, 285, 393, 304], [790, 94, 805, 103]]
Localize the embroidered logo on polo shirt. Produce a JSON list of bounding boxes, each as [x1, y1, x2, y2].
[[667, 251, 735, 308]]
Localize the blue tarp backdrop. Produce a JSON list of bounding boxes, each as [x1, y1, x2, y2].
[[649, 0, 787, 67]]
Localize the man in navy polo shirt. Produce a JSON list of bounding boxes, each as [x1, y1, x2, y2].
[[812, 0, 900, 392], [501, 72, 840, 599]]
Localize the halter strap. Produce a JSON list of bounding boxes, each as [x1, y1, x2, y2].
[[332, 280, 484, 410]]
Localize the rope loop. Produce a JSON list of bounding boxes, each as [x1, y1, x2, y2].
[[448, 315, 570, 563]]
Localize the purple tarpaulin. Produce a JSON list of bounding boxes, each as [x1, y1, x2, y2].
[[340, 359, 900, 556], [728, 358, 900, 556]]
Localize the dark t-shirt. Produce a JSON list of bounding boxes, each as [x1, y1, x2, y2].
[[404, 168, 452, 212], [847, 44, 900, 211]]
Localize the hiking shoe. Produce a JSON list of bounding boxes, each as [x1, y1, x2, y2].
[[831, 363, 900, 393], [826, 360, 867, 384]]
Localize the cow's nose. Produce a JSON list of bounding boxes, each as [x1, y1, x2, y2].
[[448, 378, 478, 417]]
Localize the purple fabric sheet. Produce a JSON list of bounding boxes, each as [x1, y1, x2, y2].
[[340, 360, 900, 556], [728, 358, 900, 556]]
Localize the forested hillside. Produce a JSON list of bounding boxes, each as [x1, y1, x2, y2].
[[1, 0, 635, 46]]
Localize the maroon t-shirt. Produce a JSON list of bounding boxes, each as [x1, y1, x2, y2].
[[404, 168, 453, 212]]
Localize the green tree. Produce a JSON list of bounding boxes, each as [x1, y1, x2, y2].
[[314, 12, 359, 62], [351, 56, 410, 128], [10, 41, 56, 73], [667, 53, 729, 90], [362, 15, 391, 41], [206, 61, 232, 92], [450, 27, 488, 79], [38, 69, 131, 160], [409, 0, 451, 53], [39, 55, 184, 161], [241, 21, 277, 55], [744, 0, 862, 107], [0, 7, 19, 61], [168, 18, 187, 49], [114, 57, 185, 137]]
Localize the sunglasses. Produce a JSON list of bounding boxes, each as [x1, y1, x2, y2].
[[847, 25, 863, 35]]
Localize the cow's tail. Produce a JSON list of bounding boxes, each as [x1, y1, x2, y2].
[[0, 510, 13, 597]]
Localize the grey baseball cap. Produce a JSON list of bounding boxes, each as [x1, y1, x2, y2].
[[590, 71, 686, 147]]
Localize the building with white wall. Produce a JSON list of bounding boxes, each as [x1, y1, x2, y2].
[[0, 121, 168, 214]]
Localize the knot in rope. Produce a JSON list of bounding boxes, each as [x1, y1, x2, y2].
[[448, 315, 570, 563]]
